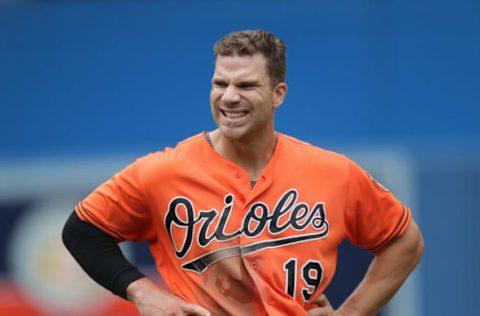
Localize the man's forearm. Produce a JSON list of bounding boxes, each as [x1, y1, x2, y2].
[[62, 212, 145, 298], [338, 220, 424, 316]]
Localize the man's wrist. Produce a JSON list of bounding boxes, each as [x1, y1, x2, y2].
[[114, 268, 145, 299], [126, 277, 148, 302]]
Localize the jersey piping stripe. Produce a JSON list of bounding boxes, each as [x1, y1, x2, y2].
[[368, 206, 410, 253], [76, 202, 124, 242], [368, 206, 410, 254]]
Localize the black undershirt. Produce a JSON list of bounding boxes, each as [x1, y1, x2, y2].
[[62, 212, 144, 299]]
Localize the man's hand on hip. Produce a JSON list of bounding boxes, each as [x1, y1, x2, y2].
[[126, 277, 211, 316]]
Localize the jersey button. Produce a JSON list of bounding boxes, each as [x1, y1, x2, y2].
[[235, 171, 242, 178], [251, 261, 257, 269], [267, 300, 275, 306]]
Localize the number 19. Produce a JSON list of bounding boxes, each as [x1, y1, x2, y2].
[[283, 258, 324, 301]]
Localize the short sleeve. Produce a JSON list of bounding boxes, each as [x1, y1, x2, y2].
[[344, 159, 411, 254], [75, 160, 154, 242]]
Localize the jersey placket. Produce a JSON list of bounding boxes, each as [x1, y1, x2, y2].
[[201, 132, 288, 314], [238, 138, 282, 315]]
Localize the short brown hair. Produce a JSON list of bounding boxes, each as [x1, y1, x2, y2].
[[214, 30, 286, 86]]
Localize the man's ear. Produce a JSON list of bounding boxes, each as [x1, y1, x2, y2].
[[272, 82, 288, 109]]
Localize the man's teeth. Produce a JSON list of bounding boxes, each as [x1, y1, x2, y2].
[[224, 111, 247, 118]]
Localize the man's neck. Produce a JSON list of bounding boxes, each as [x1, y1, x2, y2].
[[209, 129, 278, 181]]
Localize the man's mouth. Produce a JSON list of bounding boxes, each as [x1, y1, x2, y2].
[[221, 110, 248, 118]]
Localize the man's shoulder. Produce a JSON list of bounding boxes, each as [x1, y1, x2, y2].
[[278, 134, 354, 182], [134, 132, 207, 167], [279, 133, 349, 163], [176, 132, 208, 150]]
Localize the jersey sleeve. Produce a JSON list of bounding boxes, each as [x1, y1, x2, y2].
[[75, 159, 154, 242], [343, 159, 411, 254]]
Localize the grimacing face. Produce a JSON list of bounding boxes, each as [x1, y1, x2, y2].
[[210, 53, 287, 141]]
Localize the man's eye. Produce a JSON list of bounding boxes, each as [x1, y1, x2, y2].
[[214, 82, 227, 87], [240, 84, 256, 89]]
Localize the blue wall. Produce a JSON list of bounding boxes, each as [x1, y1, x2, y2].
[[2, 0, 479, 156], [1, 1, 479, 315]]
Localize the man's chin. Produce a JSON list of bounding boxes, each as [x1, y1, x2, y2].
[[218, 126, 249, 141]]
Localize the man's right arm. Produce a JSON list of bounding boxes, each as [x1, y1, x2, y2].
[[61, 211, 145, 298], [62, 211, 210, 316]]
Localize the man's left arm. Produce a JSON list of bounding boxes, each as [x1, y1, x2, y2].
[[309, 219, 424, 316]]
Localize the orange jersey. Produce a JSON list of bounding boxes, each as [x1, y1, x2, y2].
[[75, 132, 411, 315]]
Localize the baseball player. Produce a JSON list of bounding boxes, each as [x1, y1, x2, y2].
[[63, 30, 424, 316]]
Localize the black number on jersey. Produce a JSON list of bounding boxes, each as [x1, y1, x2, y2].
[[283, 258, 297, 297], [283, 258, 324, 301]]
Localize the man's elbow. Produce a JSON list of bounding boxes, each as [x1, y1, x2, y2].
[[415, 225, 425, 263], [406, 220, 425, 268]]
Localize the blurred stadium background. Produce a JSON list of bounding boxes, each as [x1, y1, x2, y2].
[[1, 1, 479, 315]]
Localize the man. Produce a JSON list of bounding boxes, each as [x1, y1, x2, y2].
[[63, 30, 424, 316]]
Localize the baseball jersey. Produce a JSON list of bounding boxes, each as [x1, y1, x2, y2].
[[75, 132, 411, 315]]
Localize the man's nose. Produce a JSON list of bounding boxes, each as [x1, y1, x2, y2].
[[221, 85, 241, 105]]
